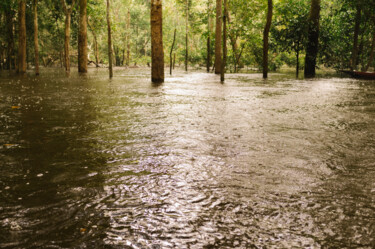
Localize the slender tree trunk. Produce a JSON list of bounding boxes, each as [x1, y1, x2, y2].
[[207, 0, 212, 72], [17, 0, 27, 74], [173, 53, 176, 69], [5, 9, 14, 70], [215, 0, 222, 74], [33, 0, 40, 75], [151, 0, 164, 83], [263, 0, 273, 79], [127, 9, 130, 66], [185, 0, 188, 71], [106, 0, 113, 77], [351, 4, 361, 71], [78, 0, 88, 73], [365, 28, 375, 72], [304, 0, 321, 78], [170, 29, 176, 75], [64, 14, 71, 71], [220, 0, 227, 82]]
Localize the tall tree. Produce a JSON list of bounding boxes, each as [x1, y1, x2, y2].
[[185, 0, 189, 71], [304, 0, 321, 78], [170, 28, 176, 75], [151, 0, 164, 83], [106, 0, 113, 78], [350, 3, 361, 71], [263, 0, 273, 79], [61, 0, 76, 72], [220, 0, 227, 82], [126, 9, 130, 66], [214, 0, 222, 74], [78, 0, 88, 73], [33, 0, 40, 75], [17, 0, 26, 74], [207, 0, 212, 72]]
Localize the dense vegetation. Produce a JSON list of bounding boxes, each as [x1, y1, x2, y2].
[[0, 0, 374, 79]]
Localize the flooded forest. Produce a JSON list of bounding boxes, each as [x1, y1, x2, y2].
[[1, 0, 375, 248]]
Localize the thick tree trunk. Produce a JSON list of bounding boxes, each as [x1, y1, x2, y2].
[[17, 0, 27, 74], [263, 0, 273, 79], [351, 5, 361, 71], [214, 0, 222, 74], [106, 0, 113, 78], [78, 0, 88, 73], [33, 0, 40, 75], [220, 0, 227, 82], [170, 29, 176, 75], [185, 0, 188, 72], [304, 0, 321, 78], [207, 0, 212, 73], [151, 0, 164, 83]]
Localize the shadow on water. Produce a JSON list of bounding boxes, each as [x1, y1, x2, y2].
[[0, 68, 374, 248]]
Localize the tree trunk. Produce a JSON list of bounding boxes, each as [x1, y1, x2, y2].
[[185, 0, 188, 71], [127, 9, 130, 66], [173, 53, 176, 69], [106, 0, 113, 77], [170, 29, 176, 75], [64, 14, 71, 72], [207, 0, 212, 72], [263, 0, 273, 79], [214, 0, 222, 74], [304, 0, 321, 78], [296, 48, 300, 78], [365, 28, 375, 72], [151, 0, 164, 83], [33, 0, 40, 75], [78, 0, 88, 73], [17, 0, 27, 74], [351, 4, 361, 71], [220, 0, 227, 82], [5, 9, 15, 70]]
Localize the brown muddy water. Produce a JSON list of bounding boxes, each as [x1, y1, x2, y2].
[[0, 68, 374, 248]]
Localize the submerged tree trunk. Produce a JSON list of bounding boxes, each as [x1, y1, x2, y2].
[[106, 0, 113, 78], [185, 0, 189, 72], [263, 0, 273, 79], [304, 0, 321, 78], [5, 9, 15, 70], [127, 9, 131, 66], [207, 0, 212, 73], [214, 0, 222, 74], [61, 0, 76, 72], [170, 29, 176, 75], [18, 0, 27, 74], [78, 0, 88, 73], [33, 0, 40, 75], [351, 4, 361, 71], [151, 0, 164, 83], [220, 0, 227, 82]]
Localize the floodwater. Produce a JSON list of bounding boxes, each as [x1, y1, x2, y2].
[[0, 68, 374, 248]]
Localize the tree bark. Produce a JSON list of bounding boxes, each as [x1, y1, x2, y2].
[[151, 0, 164, 83], [17, 0, 27, 74], [170, 29, 176, 75], [33, 0, 40, 75], [185, 0, 189, 71], [220, 0, 227, 82], [214, 0, 222, 74], [263, 0, 273, 79], [351, 4, 361, 71], [207, 0, 212, 73], [106, 0, 113, 78], [304, 0, 321, 78], [61, 0, 76, 72], [78, 0, 88, 73]]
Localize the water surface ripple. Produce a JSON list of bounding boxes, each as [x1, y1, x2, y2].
[[0, 69, 375, 248]]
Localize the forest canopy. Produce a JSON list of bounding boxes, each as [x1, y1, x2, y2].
[[0, 0, 374, 76]]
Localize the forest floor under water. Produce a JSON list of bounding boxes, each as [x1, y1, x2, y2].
[[0, 68, 375, 248]]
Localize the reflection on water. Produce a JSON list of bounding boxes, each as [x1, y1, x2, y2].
[[0, 69, 374, 248]]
